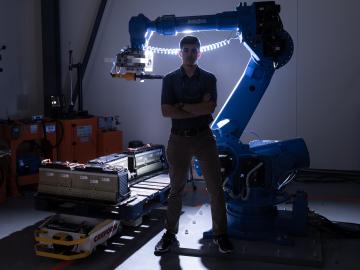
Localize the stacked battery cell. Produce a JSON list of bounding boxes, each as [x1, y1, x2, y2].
[[126, 144, 167, 179], [88, 153, 128, 171], [38, 160, 130, 203], [90, 145, 167, 180]]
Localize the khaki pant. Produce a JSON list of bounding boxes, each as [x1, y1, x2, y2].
[[165, 128, 227, 237]]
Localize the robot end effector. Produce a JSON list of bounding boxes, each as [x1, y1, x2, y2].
[[110, 47, 163, 80]]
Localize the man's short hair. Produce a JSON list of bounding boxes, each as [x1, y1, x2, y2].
[[179, 36, 201, 49]]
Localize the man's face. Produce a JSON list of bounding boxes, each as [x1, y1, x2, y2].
[[179, 44, 201, 66]]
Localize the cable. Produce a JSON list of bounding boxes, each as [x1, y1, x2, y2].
[[277, 170, 297, 190], [41, 119, 64, 151], [223, 162, 263, 200], [295, 169, 360, 184], [241, 162, 263, 200], [242, 130, 261, 140], [308, 210, 360, 238]]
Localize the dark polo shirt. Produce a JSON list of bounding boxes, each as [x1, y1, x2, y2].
[[161, 66, 217, 129]]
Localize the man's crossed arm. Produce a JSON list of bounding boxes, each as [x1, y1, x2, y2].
[[161, 94, 216, 119]]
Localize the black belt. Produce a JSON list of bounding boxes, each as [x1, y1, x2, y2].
[[171, 126, 209, 137]]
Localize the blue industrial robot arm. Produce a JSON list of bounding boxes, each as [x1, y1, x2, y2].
[[113, 1, 310, 240], [112, 1, 293, 139]]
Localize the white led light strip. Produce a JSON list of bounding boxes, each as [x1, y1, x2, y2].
[[145, 35, 241, 55]]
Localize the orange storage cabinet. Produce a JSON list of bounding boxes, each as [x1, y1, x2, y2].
[[57, 117, 98, 163]]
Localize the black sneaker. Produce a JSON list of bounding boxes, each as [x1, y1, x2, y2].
[[213, 235, 234, 254], [154, 231, 179, 255]]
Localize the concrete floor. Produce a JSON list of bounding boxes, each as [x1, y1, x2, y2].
[[1, 179, 360, 269]]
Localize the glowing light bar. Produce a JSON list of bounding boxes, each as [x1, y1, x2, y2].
[[145, 34, 240, 55]]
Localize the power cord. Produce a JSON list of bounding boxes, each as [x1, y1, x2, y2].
[[295, 169, 360, 184], [308, 210, 360, 238], [41, 119, 64, 154]]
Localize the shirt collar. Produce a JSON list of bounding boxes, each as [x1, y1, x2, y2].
[[179, 65, 201, 78]]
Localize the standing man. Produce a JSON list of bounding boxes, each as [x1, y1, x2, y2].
[[155, 36, 233, 255]]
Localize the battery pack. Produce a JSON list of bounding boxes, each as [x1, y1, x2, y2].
[[38, 160, 130, 203], [126, 144, 167, 179]]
